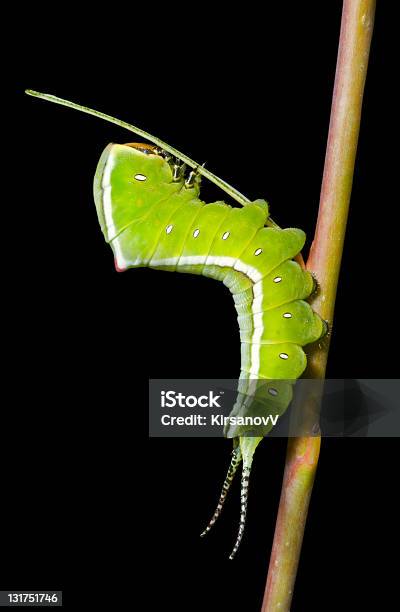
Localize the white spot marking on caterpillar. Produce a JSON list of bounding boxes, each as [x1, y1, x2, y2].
[[268, 388, 278, 396], [166, 225, 173, 234], [283, 312, 292, 318], [134, 173, 147, 181], [193, 229, 200, 238], [273, 276, 282, 283], [222, 231, 230, 240], [254, 248, 263, 256], [279, 353, 289, 360]]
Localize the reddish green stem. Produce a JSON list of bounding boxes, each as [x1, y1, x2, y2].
[[261, 2, 376, 610]]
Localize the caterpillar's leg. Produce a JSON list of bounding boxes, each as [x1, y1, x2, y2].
[[229, 436, 262, 559], [200, 446, 242, 537], [185, 162, 205, 189], [172, 160, 186, 181]]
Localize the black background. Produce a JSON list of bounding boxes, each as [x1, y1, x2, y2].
[[4, 1, 398, 610]]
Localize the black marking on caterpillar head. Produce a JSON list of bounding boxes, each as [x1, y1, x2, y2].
[[151, 146, 174, 162], [152, 146, 166, 156]]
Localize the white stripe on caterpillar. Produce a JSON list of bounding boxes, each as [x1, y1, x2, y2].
[[149, 254, 264, 380], [102, 151, 127, 269]]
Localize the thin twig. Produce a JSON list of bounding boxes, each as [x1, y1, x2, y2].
[[261, 2, 376, 610]]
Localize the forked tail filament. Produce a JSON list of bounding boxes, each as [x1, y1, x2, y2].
[[229, 464, 252, 560], [200, 447, 242, 537]]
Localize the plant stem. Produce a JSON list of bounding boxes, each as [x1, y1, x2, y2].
[[261, 2, 376, 610]]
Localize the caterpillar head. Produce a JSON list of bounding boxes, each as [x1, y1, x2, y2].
[[93, 142, 198, 243]]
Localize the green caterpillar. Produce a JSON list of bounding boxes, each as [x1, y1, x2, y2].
[[27, 90, 327, 559]]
